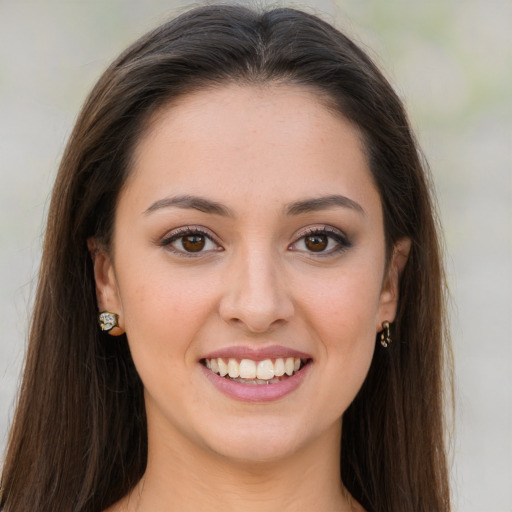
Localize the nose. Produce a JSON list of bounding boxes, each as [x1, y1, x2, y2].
[[218, 247, 294, 334]]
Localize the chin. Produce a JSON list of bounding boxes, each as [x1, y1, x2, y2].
[[199, 416, 325, 465]]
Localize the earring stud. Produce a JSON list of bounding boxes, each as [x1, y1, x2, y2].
[[380, 321, 392, 347], [98, 311, 119, 332]]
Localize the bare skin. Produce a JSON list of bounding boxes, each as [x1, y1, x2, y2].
[[95, 84, 409, 512]]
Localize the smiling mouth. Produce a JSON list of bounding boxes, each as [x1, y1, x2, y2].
[[202, 357, 310, 385]]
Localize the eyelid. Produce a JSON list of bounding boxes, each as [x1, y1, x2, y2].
[[156, 224, 351, 257], [157, 225, 223, 256], [289, 224, 352, 254], [295, 224, 347, 238]]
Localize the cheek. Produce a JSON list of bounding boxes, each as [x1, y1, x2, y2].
[[295, 262, 383, 404], [116, 258, 221, 370], [299, 262, 384, 337], [311, 288, 378, 375]]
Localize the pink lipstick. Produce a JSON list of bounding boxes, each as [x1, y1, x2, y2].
[[200, 345, 312, 402]]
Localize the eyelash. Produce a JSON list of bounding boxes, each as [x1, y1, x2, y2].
[[158, 226, 222, 258], [158, 225, 351, 257], [289, 226, 352, 256]]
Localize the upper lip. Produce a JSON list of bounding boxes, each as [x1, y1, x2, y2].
[[201, 345, 312, 361]]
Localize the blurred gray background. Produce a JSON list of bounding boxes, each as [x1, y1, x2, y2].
[[1, 0, 510, 510]]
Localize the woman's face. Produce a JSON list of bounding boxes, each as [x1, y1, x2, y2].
[[93, 84, 405, 464]]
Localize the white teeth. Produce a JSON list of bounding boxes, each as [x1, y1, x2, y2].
[[218, 358, 228, 377], [239, 359, 257, 379], [204, 356, 305, 382], [285, 357, 295, 376], [228, 358, 239, 378], [256, 359, 274, 380], [274, 358, 285, 377]]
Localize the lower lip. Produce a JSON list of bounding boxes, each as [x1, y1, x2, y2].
[[200, 363, 310, 403]]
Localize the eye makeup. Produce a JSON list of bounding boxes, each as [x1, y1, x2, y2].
[[157, 226, 223, 257], [155, 222, 352, 260], [289, 225, 353, 257]]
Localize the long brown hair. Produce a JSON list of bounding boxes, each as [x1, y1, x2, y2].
[[1, 5, 452, 511]]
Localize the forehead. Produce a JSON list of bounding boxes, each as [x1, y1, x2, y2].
[[123, 84, 380, 217]]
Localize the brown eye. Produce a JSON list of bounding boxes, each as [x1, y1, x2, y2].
[[289, 227, 351, 256], [163, 228, 221, 256], [304, 234, 328, 252], [181, 234, 206, 252]]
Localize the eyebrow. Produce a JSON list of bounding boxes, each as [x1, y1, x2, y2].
[[144, 193, 364, 217], [144, 194, 233, 217], [285, 195, 365, 216]]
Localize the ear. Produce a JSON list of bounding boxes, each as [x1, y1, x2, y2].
[[377, 237, 411, 328], [87, 237, 125, 335]]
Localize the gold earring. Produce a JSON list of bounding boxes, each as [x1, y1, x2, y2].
[[380, 321, 392, 347], [98, 311, 119, 332]]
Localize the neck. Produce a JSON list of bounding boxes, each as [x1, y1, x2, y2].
[[120, 420, 359, 512]]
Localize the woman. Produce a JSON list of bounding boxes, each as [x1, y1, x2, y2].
[[0, 4, 452, 512]]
